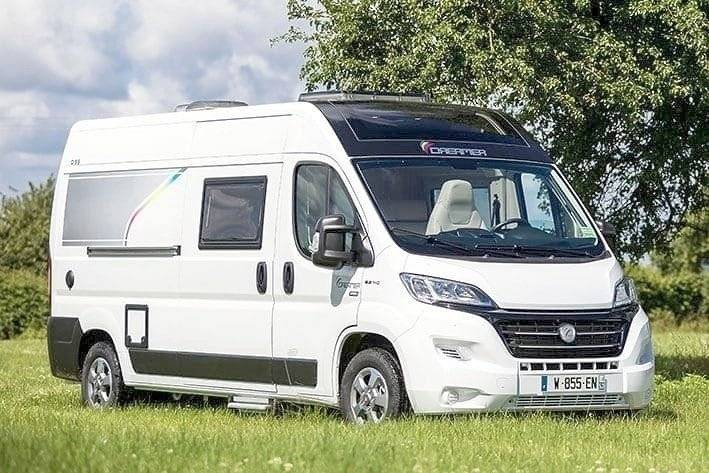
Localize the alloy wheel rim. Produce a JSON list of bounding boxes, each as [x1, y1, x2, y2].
[[87, 357, 113, 407], [350, 367, 388, 423]]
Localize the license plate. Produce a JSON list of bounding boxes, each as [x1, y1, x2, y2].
[[541, 375, 607, 393]]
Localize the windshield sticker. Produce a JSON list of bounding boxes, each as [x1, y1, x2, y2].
[[420, 141, 487, 157], [579, 227, 596, 238]]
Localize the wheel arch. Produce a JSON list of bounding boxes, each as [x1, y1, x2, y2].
[[78, 329, 117, 373], [333, 329, 404, 396]]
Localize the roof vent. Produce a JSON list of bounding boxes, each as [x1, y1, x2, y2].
[[299, 90, 430, 103], [174, 100, 248, 112]]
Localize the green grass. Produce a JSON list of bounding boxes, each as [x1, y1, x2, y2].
[[0, 333, 707, 473]]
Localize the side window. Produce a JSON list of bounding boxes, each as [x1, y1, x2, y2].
[[294, 164, 358, 256], [199, 176, 267, 249]]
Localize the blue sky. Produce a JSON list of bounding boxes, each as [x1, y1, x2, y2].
[[0, 0, 305, 193]]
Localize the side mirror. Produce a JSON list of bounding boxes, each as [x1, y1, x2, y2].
[[311, 215, 357, 268], [597, 220, 617, 252]]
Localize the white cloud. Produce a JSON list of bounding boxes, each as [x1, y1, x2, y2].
[[125, 0, 241, 64], [0, 0, 120, 93], [99, 73, 189, 117], [0, 0, 306, 192]]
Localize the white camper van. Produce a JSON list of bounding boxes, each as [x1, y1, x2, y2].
[[48, 92, 654, 423]]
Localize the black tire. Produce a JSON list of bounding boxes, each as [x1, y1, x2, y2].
[[339, 347, 408, 423], [81, 341, 130, 408]]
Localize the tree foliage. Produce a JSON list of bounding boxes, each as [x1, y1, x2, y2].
[[0, 268, 48, 339], [0, 176, 55, 274], [652, 206, 709, 273], [284, 0, 709, 257]]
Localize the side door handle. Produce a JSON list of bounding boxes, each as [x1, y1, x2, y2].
[[256, 262, 268, 294], [283, 262, 294, 294]]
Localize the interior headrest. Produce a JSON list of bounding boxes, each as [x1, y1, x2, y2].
[[437, 180, 474, 225]]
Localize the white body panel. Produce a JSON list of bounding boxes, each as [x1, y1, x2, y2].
[[49, 101, 653, 414]]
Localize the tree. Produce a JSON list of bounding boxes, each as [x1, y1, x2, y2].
[[652, 206, 709, 273], [0, 176, 55, 274], [284, 0, 708, 258]]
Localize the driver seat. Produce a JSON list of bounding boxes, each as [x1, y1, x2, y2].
[[426, 179, 488, 235]]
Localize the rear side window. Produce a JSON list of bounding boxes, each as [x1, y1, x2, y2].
[[62, 168, 186, 247], [199, 177, 267, 249]]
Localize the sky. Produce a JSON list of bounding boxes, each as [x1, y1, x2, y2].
[[0, 0, 306, 193]]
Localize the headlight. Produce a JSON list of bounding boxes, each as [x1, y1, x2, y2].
[[613, 277, 637, 307], [400, 273, 495, 308], [636, 323, 654, 365]]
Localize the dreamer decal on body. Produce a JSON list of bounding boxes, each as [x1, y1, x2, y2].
[[420, 141, 487, 157]]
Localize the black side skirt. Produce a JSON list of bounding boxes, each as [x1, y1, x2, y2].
[[129, 349, 317, 387]]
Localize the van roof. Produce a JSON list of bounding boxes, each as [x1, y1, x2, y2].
[[65, 100, 551, 169]]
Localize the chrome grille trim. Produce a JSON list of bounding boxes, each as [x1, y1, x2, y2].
[[503, 330, 623, 336], [517, 344, 618, 349]]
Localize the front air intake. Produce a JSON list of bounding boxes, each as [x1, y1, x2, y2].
[[511, 394, 627, 409]]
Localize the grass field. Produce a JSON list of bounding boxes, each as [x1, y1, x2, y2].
[[0, 332, 707, 473]]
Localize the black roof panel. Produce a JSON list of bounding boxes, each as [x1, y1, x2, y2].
[[313, 101, 551, 163]]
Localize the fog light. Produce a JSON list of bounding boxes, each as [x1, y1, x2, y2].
[[441, 387, 480, 405], [443, 389, 460, 405]]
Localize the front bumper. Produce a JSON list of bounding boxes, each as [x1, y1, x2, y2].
[[395, 305, 654, 414]]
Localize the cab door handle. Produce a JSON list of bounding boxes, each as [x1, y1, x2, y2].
[[283, 262, 294, 294], [256, 262, 268, 294]]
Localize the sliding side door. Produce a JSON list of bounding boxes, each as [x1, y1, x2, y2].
[[130, 163, 282, 393]]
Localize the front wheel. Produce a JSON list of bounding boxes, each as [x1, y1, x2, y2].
[[339, 348, 407, 424], [81, 342, 129, 408]]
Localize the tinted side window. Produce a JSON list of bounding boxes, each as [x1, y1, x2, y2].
[[294, 164, 357, 256], [199, 177, 266, 249]]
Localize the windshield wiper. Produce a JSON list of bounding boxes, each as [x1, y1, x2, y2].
[[470, 244, 526, 258], [390, 227, 472, 255], [511, 245, 594, 258], [474, 244, 594, 258], [390, 228, 522, 258]]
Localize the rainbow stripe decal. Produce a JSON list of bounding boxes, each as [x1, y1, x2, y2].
[[122, 168, 186, 245]]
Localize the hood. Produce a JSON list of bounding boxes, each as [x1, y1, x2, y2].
[[403, 254, 624, 310]]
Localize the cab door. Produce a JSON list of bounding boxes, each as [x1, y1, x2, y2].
[[272, 157, 365, 398], [144, 162, 282, 392]]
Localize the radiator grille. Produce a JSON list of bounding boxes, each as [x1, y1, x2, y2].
[[489, 306, 636, 359], [512, 394, 627, 409]]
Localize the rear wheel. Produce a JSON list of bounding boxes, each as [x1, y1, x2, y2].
[[339, 348, 407, 424], [81, 342, 129, 408]]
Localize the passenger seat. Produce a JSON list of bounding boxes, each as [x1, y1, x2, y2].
[[425, 179, 488, 235]]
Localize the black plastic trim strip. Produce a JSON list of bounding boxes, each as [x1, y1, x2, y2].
[[47, 316, 83, 381], [128, 349, 317, 387]]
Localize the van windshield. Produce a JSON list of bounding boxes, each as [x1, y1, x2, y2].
[[355, 158, 606, 259]]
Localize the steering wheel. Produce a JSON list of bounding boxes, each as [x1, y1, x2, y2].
[[493, 217, 530, 233]]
